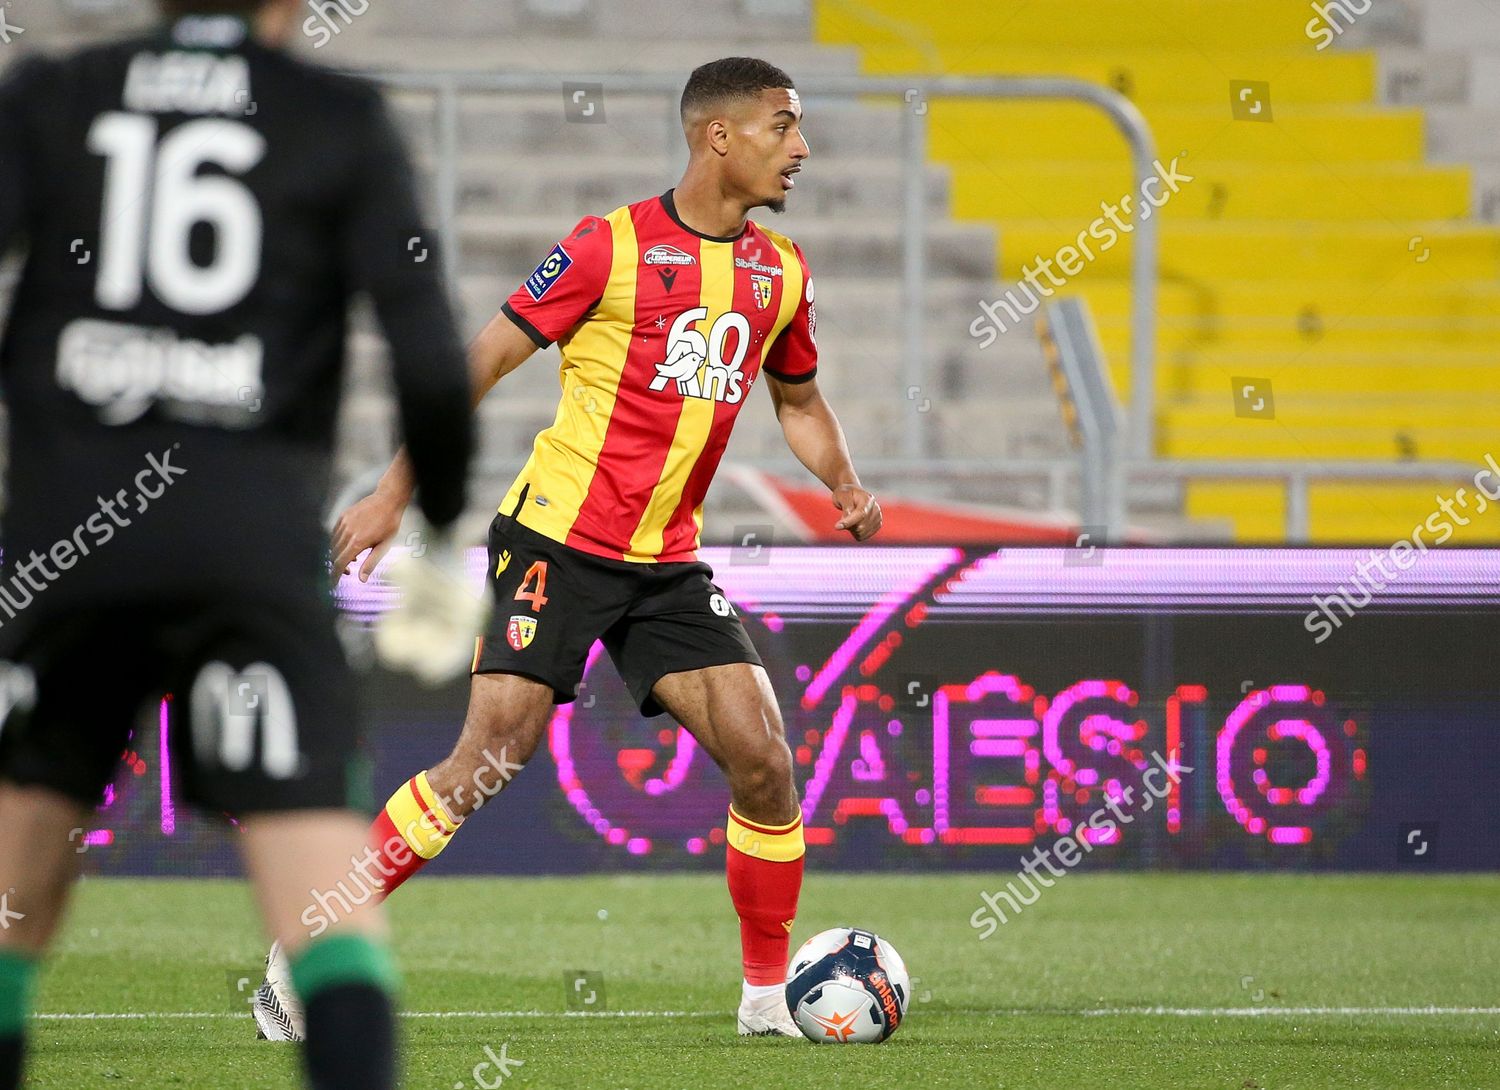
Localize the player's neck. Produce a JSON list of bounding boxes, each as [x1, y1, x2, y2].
[[670, 176, 751, 241]]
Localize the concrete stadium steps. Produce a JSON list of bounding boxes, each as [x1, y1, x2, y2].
[[390, 93, 912, 160], [1160, 417, 1495, 461], [815, 0, 1324, 50], [926, 103, 1425, 164], [994, 221, 1500, 281], [843, 47, 1377, 105], [1107, 357, 1500, 399], [950, 163, 1473, 222], [1185, 481, 1500, 543], [421, 155, 952, 220], [453, 214, 998, 280], [1095, 321, 1500, 356], [327, 0, 812, 43], [320, 38, 854, 76], [1083, 280, 1500, 320]]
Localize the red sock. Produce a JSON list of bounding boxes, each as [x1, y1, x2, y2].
[[725, 806, 806, 986], [366, 771, 459, 899]]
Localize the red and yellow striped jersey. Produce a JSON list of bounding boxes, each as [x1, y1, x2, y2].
[[498, 190, 818, 563]]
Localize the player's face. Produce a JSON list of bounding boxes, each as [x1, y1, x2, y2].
[[728, 88, 810, 214]]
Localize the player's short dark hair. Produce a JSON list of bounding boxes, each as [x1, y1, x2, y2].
[[680, 57, 796, 123], [157, 0, 269, 16]]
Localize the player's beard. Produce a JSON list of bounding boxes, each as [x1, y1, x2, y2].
[[766, 197, 788, 214]]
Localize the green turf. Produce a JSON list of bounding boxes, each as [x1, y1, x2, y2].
[[23, 874, 1500, 1088]]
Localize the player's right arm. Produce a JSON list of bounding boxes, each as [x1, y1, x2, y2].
[[335, 215, 614, 579], [332, 311, 538, 578], [339, 87, 474, 536]]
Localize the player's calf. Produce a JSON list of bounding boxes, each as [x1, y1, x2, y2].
[[364, 672, 553, 898]]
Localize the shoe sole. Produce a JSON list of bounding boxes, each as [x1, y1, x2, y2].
[[252, 981, 301, 1042]]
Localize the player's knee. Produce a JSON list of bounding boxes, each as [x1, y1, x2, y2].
[[737, 739, 795, 804]]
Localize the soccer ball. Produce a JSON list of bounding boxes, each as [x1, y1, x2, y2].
[[784, 927, 910, 1043]]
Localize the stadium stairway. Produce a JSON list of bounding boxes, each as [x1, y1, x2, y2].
[[816, 0, 1500, 543]]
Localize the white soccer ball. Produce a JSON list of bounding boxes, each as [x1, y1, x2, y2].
[[784, 926, 910, 1043]]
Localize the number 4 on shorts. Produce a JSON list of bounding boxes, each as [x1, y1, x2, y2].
[[514, 560, 550, 610]]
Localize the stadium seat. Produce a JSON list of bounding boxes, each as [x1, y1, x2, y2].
[[817, 0, 1500, 542]]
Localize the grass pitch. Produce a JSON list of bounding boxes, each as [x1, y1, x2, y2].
[[25, 873, 1500, 1089]]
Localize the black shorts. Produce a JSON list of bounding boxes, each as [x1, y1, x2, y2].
[[475, 516, 763, 716], [0, 594, 366, 815]]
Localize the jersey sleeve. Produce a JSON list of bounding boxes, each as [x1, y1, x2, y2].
[[762, 244, 818, 384], [338, 87, 473, 528], [500, 216, 613, 348]]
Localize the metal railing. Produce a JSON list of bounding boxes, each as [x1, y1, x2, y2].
[[371, 70, 1161, 458], [731, 456, 1484, 543]]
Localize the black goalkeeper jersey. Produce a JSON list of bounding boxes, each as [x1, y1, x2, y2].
[[0, 14, 471, 607]]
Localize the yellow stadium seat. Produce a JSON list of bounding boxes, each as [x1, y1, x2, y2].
[[817, 0, 1500, 542]]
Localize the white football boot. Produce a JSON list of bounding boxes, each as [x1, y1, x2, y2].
[[736, 987, 801, 1038], [251, 940, 306, 1042]]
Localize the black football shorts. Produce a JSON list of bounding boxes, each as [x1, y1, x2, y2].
[[0, 594, 366, 815], [474, 515, 763, 716]]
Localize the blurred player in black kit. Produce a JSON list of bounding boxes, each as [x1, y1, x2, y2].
[[0, 2, 475, 1087]]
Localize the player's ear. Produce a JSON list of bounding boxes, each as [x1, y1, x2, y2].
[[706, 118, 731, 157]]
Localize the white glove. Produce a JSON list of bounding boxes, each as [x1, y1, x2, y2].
[[373, 529, 489, 686]]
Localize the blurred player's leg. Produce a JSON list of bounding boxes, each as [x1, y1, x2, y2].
[[649, 664, 805, 1037], [0, 783, 90, 1090], [240, 811, 398, 1090], [364, 672, 554, 897], [0, 790, 82, 1087]]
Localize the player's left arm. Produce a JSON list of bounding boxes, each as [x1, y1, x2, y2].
[[762, 244, 880, 541], [765, 373, 881, 541]]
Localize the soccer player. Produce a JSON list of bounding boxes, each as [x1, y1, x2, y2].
[[255, 56, 883, 1039], [0, 2, 474, 1087]]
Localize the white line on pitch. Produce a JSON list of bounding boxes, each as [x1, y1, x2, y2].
[[1078, 1006, 1500, 1017], [32, 1006, 1500, 1021]]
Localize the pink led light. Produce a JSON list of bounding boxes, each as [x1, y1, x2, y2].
[[1041, 680, 1142, 781], [1218, 687, 1330, 844], [932, 672, 1036, 837], [643, 730, 696, 797], [551, 642, 640, 852], [800, 692, 858, 825], [970, 739, 1028, 758], [971, 719, 1040, 737], [84, 830, 112, 847], [159, 697, 175, 836], [626, 837, 650, 855], [801, 550, 961, 709], [852, 731, 887, 781]]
